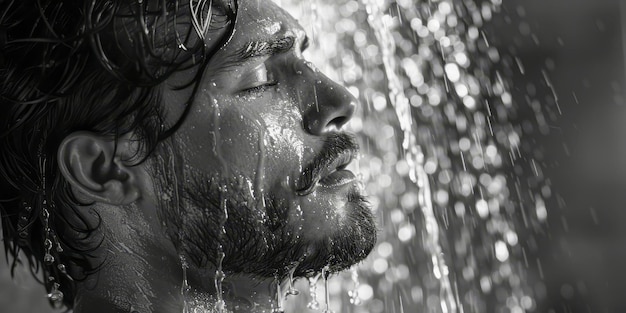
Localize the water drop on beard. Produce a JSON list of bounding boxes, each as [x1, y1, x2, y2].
[[286, 266, 300, 296], [272, 276, 284, 313], [214, 249, 226, 313], [180, 255, 191, 313], [322, 266, 334, 313], [306, 273, 321, 310]]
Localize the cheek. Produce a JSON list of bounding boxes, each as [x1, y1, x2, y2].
[[178, 99, 261, 176], [261, 101, 307, 179], [180, 95, 306, 187]]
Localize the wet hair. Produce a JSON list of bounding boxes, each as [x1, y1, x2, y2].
[[0, 0, 237, 309]]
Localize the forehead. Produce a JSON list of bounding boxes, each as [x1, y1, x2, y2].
[[224, 0, 305, 48]]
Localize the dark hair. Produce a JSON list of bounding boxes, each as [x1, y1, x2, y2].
[[0, 0, 237, 309]]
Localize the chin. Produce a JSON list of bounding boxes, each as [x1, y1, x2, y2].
[[160, 162, 376, 280], [294, 185, 377, 278]]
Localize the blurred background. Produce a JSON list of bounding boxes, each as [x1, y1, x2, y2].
[[2, 0, 626, 312]]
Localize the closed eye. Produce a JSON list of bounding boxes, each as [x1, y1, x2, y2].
[[239, 62, 277, 93]]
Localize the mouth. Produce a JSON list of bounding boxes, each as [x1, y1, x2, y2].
[[295, 136, 359, 196], [316, 153, 357, 188]]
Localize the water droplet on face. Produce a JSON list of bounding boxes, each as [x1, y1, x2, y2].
[[305, 60, 320, 73], [214, 188, 229, 313]]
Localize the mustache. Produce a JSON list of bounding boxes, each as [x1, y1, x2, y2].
[[295, 133, 359, 196]]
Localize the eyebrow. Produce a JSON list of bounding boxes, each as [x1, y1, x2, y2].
[[235, 35, 309, 61]]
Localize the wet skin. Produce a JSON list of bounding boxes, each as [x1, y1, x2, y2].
[[65, 0, 376, 312], [165, 0, 367, 252]]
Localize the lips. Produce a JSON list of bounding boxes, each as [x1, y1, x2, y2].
[[295, 134, 360, 196], [316, 153, 357, 188], [318, 168, 356, 188]]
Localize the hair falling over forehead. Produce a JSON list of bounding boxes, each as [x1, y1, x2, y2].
[[0, 0, 238, 309]]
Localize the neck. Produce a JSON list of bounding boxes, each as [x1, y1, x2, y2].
[[183, 270, 288, 313], [68, 201, 294, 313], [71, 241, 289, 313], [71, 237, 181, 313]]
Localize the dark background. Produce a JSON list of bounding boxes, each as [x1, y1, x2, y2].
[[489, 0, 626, 312]]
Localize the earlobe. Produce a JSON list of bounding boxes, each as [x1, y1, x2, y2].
[[57, 132, 142, 205]]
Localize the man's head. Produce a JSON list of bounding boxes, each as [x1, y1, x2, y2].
[[0, 0, 376, 310]]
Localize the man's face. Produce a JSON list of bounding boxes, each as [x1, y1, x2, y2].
[[154, 0, 376, 278]]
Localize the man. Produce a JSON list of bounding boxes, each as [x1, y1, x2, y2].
[[0, 0, 377, 312]]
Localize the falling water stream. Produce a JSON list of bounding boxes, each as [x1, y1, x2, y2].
[[307, 274, 322, 310], [214, 187, 228, 313], [361, 0, 457, 311]]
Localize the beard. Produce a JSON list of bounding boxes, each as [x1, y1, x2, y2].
[[151, 139, 377, 280]]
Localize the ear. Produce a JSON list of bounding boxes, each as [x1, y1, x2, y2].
[[57, 131, 142, 205]]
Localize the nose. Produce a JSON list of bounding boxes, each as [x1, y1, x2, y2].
[[298, 64, 357, 135]]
